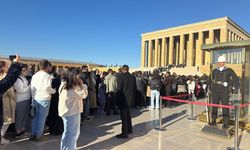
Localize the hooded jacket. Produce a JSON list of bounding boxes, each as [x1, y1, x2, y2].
[[104, 74, 118, 93]]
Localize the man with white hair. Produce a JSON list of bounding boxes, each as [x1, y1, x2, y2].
[[209, 55, 239, 129]]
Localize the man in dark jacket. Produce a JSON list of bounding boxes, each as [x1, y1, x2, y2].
[[116, 65, 136, 138], [135, 72, 147, 107], [0, 55, 21, 143], [149, 70, 162, 109], [79, 66, 94, 121], [163, 72, 173, 107]]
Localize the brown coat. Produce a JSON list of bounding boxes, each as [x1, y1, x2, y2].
[[88, 75, 97, 108]]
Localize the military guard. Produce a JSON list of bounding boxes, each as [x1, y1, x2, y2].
[[209, 55, 239, 129]]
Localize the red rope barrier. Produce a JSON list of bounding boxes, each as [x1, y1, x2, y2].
[[240, 102, 250, 108], [161, 96, 235, 109]]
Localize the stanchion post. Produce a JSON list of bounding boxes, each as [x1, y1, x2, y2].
[[159, 97, 162, 130], [188, 94, 196, 120], [155, 97, 165, 131], [234, 104, 239, 150], [191, 98, 194, 118], [227, 102, 240, 150]]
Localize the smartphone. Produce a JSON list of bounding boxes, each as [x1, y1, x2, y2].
[[9, 55, 16, 61]]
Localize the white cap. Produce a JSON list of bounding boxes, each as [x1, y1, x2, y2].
[[217, 55, 226, 63]]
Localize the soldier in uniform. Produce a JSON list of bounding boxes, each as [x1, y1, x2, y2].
[[209, 55, 239, 129]]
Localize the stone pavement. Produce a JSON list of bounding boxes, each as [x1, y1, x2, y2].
[[1, 99, 250, 150]]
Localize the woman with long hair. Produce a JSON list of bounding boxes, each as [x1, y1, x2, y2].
[[59, 67, 88, 150], [13, 64, 31, 137]]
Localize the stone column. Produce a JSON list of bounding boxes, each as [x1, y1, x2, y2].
[[229, 31, 232, 41], [176, 39, 179, 65], [228, 30, 232, 41], [220, 28, 228, 42], [148, 40, 152, 67], [161, 37, 166, 67], [196, 31, 203, 66], [231, 31, 234, 41], [154, 39, 159, 67], [141, 40, 146, 67], [158, 40, 161, 66], [221, 28, 228, 42], [187, 33, 193, 66], [179, 34, 184, 65], [205, 30, 214, 65], [169, 36, 174, 65]]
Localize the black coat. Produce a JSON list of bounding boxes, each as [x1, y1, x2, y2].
[[163, 76, 173, 96], [79, 71, 90, 86], [47, 76, 63, 135], [149, 76, 162, 91], [117, 72, 136, 109], [209, 67, 239, 93], [136, 76, 146, 93], [0, 63, 21, 128]]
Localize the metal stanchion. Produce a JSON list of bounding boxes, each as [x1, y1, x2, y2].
[[159, 97, 162, 129], [234, 104, 240, 150], [227, 102, 240, 150], [155, 97, 165, 131], [188, 94, 196, 120]]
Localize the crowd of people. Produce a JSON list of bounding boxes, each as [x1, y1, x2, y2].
[[133, 70, 209, 109], [0, 55, 211, 150]]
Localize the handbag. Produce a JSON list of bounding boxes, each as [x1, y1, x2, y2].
[[29, 99, 36, 118]]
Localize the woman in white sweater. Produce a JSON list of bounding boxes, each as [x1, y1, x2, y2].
[[13, 64, 31, 137], [187, 76, 196, 101], [59, 67, 88, 150]]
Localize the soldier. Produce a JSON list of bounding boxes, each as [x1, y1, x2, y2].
[[209, 55, 239, 129]]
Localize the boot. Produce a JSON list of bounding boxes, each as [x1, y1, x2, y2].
[[222, 124, 228, 129], [209, 118, 217, 127], [1, 137, 10, 145], [222, 118, 229, 129]]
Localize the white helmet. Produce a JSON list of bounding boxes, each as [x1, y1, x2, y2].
[[217, 55, 226, 63]]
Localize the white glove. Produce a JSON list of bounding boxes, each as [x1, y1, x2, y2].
[[202, 84, 207, 90], [223, 82, 228, 87]]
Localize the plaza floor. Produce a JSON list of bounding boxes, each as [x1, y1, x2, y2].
[[1, 99, 250, 150]]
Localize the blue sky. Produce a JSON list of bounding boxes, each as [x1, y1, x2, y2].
[[0, 0, 250, 67]]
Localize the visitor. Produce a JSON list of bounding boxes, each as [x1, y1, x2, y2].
[[30, 59, 56, 141], [59, 67, 88, 150], [116, 65, 135, 138], [13, 63, 31, 137], [0, 61, 16, 144], [149, 70, 162, 110]]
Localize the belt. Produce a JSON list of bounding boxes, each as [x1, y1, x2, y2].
[[213, 81, 224, 85]]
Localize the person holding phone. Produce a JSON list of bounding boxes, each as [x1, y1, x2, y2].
[[0, 55, 21, 144], [0, 61, 16, 144]]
